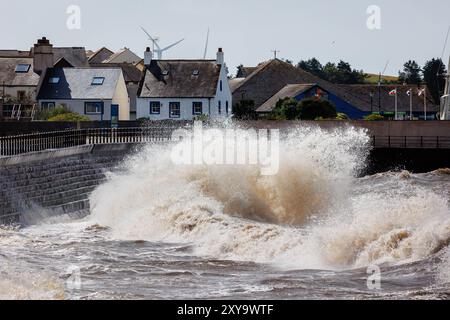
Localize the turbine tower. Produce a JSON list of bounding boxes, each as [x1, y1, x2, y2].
[[140, 26, 184, 60]]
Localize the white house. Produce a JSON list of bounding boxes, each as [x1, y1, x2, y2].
[[36, 67, 130, 121], [136, 48, 232, 120]]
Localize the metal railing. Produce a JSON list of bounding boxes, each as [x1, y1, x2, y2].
[[1, 128, 450, 157], [0, 127, 177, 156], [373, 136, 450, 149]]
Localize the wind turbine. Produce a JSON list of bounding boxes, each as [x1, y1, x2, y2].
[[140, 26, 184, 60], [203, 28, 210, 59]]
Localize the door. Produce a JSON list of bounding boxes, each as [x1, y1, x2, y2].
[[111, 104, 119, 128]]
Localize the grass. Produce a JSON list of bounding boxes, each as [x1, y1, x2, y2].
[[365, 73, 399, 84]]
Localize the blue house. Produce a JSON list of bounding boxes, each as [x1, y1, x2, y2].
[[256, 84, 369, 119]]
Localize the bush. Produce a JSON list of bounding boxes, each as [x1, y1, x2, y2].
[[48, 113, 90, 122], [36, 106, 90, 122], [233, 100, 257, 120], [364, 114, 385, 121], [297, 98, 337, 120], [336, 113, 349, 120], [194, 114, 210, 122]]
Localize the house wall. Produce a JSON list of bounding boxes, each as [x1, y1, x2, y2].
[[112, 72, 130, 120], [38, 99, 113, 121], [2, 86, 36, 102], [210, 65, 233, 117], [137, 97, 212, 120], [294, 88, 369, 120]]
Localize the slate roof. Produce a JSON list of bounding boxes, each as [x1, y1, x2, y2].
[[88, 47, 114, 64], [138, 60, 221, 98], [257, 84, 316, 112], [337, 84, 438, 113], [89, 62, 142, 83], [0, 50, 31, 58], [37, 68, 122, 100], [0, 57, 40, 86], [52, 47, 89, 67], [236, 66, 258, 78], [103, 48, 141, 64]]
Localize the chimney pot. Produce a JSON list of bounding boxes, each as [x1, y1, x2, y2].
[[144, 47, 153, 66], [216, 48, 224, 65]]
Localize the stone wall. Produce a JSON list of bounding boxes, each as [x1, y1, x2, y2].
[[0, 144, 138, 224]]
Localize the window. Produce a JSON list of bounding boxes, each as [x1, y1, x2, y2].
[[226, 101, 229, 115], [192, 102, 203, 115], [169, 102, 181, 118], [49, 77, 60, 84], [17, 91, 26, 101], [150, 101, 161, 114], [192, 70, 199, 76], [15, 64, 30, 73], [218, 101, 222, 115], [41, 102, 56, 110], [91, 77, 105, 85], [220, 80, 223, 92], [84, 101, 104, 114]]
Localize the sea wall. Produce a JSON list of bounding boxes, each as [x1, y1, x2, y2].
[[0, 144, 139, 224]]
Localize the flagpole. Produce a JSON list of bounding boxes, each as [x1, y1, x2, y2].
[[424, 88, 427, 121], [410, 89, 413, 120], [395, 88, 398, 120]]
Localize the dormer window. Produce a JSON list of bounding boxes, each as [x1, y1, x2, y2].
[[15, 64, 31, 73], [162, 70, 169, 76], [91, 77, 105, 85], [193, 70, 199, 76], [49, 77, 60, 84]]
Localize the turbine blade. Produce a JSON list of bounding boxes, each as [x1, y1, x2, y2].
[[140, 26, 161, 50], [161, 39, 185, 51], [203, 28, 210, 59]]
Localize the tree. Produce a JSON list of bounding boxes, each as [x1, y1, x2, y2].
[[297, 98, 337, 120], [297, 58, 366, 84], [423, 58, 447, 104], [233, 100, 257, 120], [398, 60, 422, 85], [274, 98, 301, 120], [297, 58, 325, 79]]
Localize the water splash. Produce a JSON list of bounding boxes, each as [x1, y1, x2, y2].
[[89, 125, 450, 270]]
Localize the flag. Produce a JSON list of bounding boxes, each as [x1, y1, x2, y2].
[[418, 89, 425, 96], [389, 89, 397, 96]]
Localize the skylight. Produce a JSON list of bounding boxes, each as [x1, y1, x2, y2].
[[15, 64, 31, 73], [49, 77, 60, 84], [91, 77, 105, 85], [162, 70, 169, 76]]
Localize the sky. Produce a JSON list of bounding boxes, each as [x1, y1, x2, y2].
[[2, 0, 450, 76]]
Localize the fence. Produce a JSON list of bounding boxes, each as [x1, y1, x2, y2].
[[1, 128, 450, 157], [0, 127, 177, 156], [373, 136, 450, 149]]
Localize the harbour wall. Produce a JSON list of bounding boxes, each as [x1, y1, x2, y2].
[[0, 143, 140, 224]]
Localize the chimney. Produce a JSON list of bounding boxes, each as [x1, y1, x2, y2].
[[144, 47, 152, 66], [216, 48, 224, 65], [33, 37, 53, 75]]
